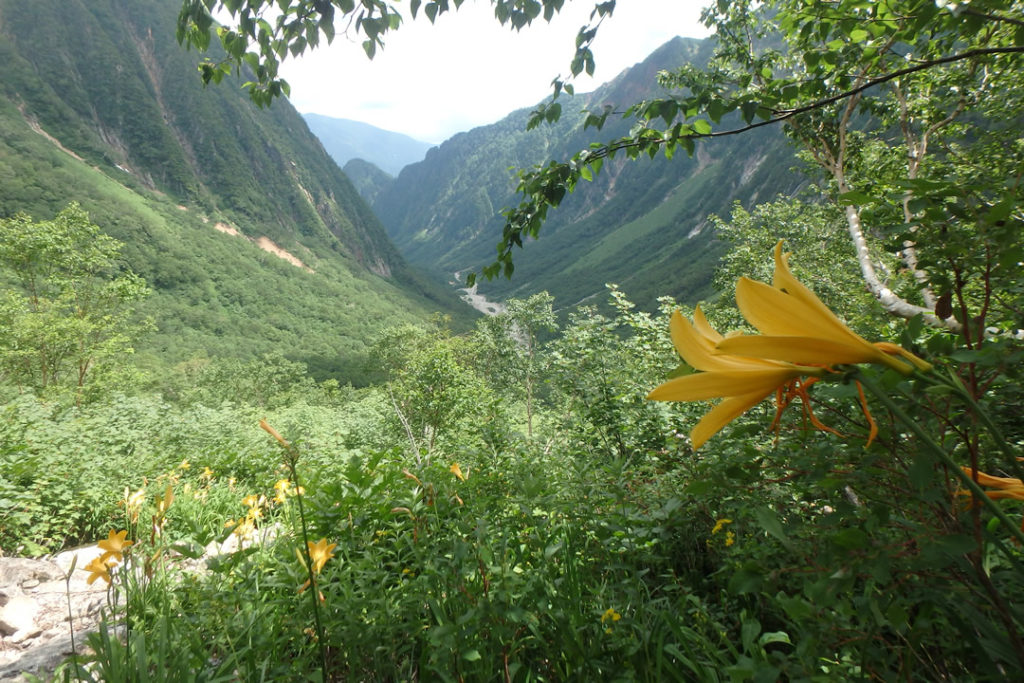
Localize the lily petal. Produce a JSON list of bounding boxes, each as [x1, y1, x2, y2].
[[982, 488, 1024, 502], [962, 467, 1024, 489], [648, 369, 804, 402], [692, 306, 723, 344], [671, 310, 789, 372], [717, 335, 913, 372], [873, 342, 933, 372], [772, 242, 851, 329], [736, 277, 859, 342], [734, 279, 914, 374], [691, 391, 772, 450]]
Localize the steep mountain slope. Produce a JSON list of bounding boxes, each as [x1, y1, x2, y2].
[[374, 37, 804, 308], [343, 159, 395, 206], [0, 0, 469, 382], [304, 114, 434, 176]]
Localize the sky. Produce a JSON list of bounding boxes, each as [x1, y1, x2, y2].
[[275, 1, 713, 143]]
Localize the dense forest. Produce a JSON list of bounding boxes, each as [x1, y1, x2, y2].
[[2, 0, 1024, 680]]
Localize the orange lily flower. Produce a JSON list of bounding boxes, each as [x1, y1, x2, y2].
[[648, 308, 824, 449], [716, 242, 931, 374], [82, 555, 114, 586], [97, 529, 133, 565]]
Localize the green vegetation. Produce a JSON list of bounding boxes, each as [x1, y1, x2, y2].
[[0, 0, 1021, 679], [6, 251, 1023, 677], [0, 204, 150, 404], [0, 0, 471, 385]]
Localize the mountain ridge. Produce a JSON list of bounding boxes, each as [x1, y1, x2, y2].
[[0, 0, 470, 382], [371, 36, 803, 309], [304, 113, 434, 176]]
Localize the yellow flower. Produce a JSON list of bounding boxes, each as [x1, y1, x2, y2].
[[298, 538, 337, 596], [958, 467, 1024, 536], [711, 518, 732, 535], [307, 538, 337, 575], [201, 466, 214, 479], [155, 484, 174, 516], [121, 487, 146, 524], [273, 478, 304, 503], [648, 307, 824, 449], [960, 468, 1024, 502], [601, 608, 622, 624], [717, 242, 931, 374], [179, 459, 191, 470], [97, 529, 133, 565], [232, 516, 256, 540], [449, 463, 466, 481], [724, 531, 735, 547], [82, 556, 113, 586], [242, 494, 266, 511]]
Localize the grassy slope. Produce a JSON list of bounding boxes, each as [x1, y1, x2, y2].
[[0, 0, 472, 383]]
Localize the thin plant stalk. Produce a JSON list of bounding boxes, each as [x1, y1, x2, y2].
[[63, 554, 82, 683], [260, 419, 329, 680], [933, 368, 1024, 480], [857, 373, 1024, 548]]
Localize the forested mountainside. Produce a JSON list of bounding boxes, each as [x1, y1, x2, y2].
[[342, 158, 395, 206], [0, 0, 468, 381], [304, 114, 434, 176], [373, 37, 804, 308]]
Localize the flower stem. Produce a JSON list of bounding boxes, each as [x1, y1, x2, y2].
[[262, 420, 329, 679], [858, 373, 1024, 548], [939, 368, 1024, 480], [64, 556, 82, 683]]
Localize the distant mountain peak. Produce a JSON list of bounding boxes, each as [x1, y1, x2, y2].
[[303, 113, 434, 176]]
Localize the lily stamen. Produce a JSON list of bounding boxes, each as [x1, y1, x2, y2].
[[855, 381, 878, 448]]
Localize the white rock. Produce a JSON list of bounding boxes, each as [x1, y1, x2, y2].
[[0, 595, 39, 636], [11, 626, 42, 644]]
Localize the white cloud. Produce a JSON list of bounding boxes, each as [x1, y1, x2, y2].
[[278, 1, 711, 143]]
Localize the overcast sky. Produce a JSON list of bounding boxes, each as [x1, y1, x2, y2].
[[275, 1, 712, 143]]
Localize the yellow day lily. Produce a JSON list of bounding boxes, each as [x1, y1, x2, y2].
[[155, 484, 174, 516], [299, 538, 337, 595], [601, 608, 622, 624], [449, 463, 466, 481], [715, 242, 931, 374], [648, 307, 825, 449], [960, 468, 1024, 501], [97, 529, 133, 565], [959, 468, 1024, 534], [308, 538, 337, 575], [82, 556, 114, 586]]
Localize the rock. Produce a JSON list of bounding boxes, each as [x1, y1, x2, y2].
[[10, 627, 41, 645], [0, 559, 62, 589], [0, 596, 38, 636], [0, 531, 281, 680]]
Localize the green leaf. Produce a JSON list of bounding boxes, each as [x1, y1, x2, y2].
[[758, 631, 792, 647], [837, 189, 873, 205], [462, 649, 482, 661], [829, 528, 867, 550], [170, 540, 205, 559], [740, 101, 758, 124], [754, 507, 791, 548]]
